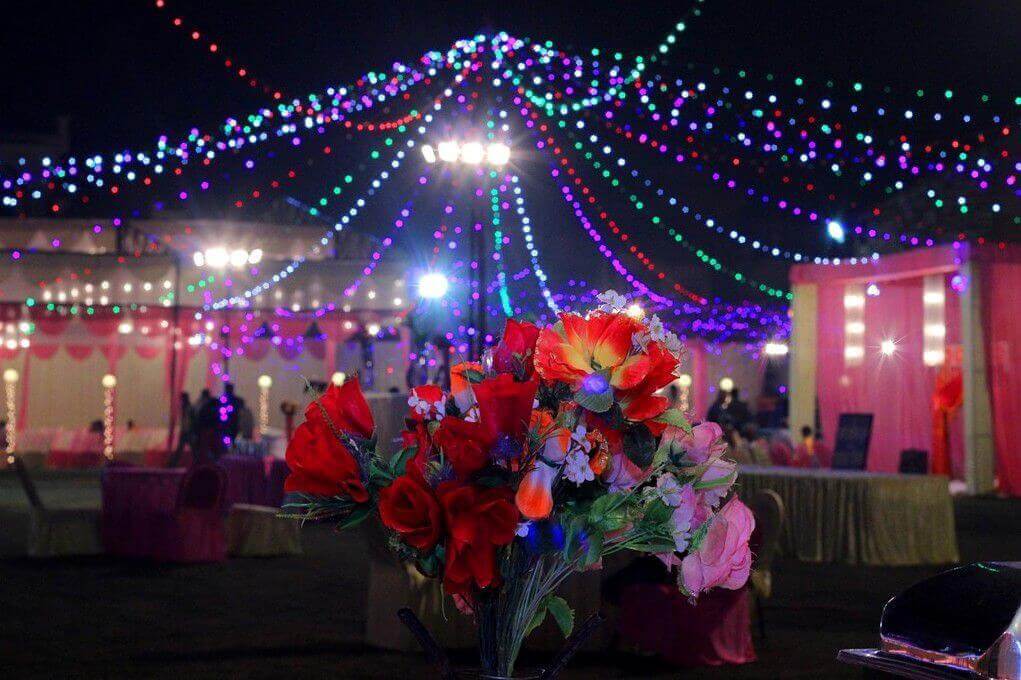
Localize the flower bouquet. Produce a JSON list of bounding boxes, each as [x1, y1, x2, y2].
[[284, 292, 753, 678]]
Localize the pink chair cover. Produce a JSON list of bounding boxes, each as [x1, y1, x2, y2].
[[618, 583, 757, 667], [101, 468, 187, 558], [263, 457, 290, 508], [220, 454, 267, 507], [149, 465, 227, 563]]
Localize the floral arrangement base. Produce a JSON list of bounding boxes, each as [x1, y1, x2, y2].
[[397, 607, 603, 680]]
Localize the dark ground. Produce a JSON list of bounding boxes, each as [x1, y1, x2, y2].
[[1, 474, 1018, 679]]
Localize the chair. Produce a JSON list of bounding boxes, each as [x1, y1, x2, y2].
[[745, 489, 785, 639], [150, 464, 227, 563], [226, 503, 302, 557], [898, 449, 928, 474], [13, 457, 101, 558]]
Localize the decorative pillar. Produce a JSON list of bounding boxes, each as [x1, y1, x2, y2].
[[3, 368, 18, 463], [959, 261, 996, 494], [101, 373, 117, 459], [789, 282, 819, 437], [257, 375, 272, 437]]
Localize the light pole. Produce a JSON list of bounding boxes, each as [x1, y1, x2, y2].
[[422, 140, 511, 359]]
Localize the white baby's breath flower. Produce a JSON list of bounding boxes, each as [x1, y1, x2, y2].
[[596, 289, 628, 314], [563, 450, 595, 485]]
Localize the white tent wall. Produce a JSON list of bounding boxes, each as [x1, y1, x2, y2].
[[116, 349, 170, 428], [25, 348, 107, 429]]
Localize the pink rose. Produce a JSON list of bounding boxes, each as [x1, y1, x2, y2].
[[603, 452, 646, 493], [680, 497, 755, 596], [697, 458, 737, 509], [680, 422, 727, 464]]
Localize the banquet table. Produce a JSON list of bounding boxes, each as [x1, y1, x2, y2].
[[737, 465, 959, 566], [219, 454, 267, 507], [101, 467, 186, 558]]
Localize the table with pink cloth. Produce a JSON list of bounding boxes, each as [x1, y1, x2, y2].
[[219, 454, 268, 507], [101, 468, 186, 558], [618, 583, 756, 666]]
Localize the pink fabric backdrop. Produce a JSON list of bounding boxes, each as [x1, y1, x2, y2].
[[981, 259, 1021, 496], [816, 279, 947, 473]]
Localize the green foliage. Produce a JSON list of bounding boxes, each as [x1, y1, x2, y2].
[[572, 382, 613, 413], [547, 596, 575, 638], [653, 407, 693, 432], [588, 493, 628, 532], [524, 595, 575, 639]]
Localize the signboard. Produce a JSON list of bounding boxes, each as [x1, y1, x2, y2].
[[831, 413, 874, 470]]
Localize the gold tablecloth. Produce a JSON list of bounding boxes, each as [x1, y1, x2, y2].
[[737, 465, 959, 566]]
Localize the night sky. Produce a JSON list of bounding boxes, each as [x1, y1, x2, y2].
[[3, 0, 1017, 148], [2, 1, 1017, 306]]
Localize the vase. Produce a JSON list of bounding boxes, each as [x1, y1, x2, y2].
[[398, 606, 602, 680]]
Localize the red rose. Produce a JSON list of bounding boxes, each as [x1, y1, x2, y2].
[[438, 483, 518, 596], [492, 319, 541, 377], [378, 474, 443, 550], [284, 419, 368, 502], [474, 373, 538, 445], [305, 377, 375, 438], [433, 417, 491, 478]]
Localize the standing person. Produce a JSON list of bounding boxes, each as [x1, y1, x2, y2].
[[195, 389, 221, 462], [168, 392, 194, 467], [236, 397, 255, 441], [726, 388, 753, 430], [223, 383, 240, 443]]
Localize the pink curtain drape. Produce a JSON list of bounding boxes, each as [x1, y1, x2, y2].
[[816, 279, 936, 472], [980, 259, 1021, 496]]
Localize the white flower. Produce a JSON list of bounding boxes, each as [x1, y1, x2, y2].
[[516, 521, 532, 538], [656, 473, 684, 507], [563, 450, 595, 485], [570, 424, 592, 453], [596, 289, 628, 314]]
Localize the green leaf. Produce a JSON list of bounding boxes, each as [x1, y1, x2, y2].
[[524, 601, 548, 636], [625, 538, 677, 554], [573, 384, 613, 413], [338, 503, 373, 530], [694, 468, 736, 491], [582, 529, 604, 567], [588, 493, 627, 532], [390, 447, 417, 477], [462, 368, 486, 383], [653, 407, 692, 432], [622, 423, 655, 468], [547, 596, 575, 638], [643, 498, 674, 526]]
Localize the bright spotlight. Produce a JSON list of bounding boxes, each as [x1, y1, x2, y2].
[[719, 377, 735, 392], [418, 272, 449, 299], [192, 251, 205, 267], [827, 220, 846, 243], [486, 143, 511, 166], [257, 374, 273, 389], [230, 249, 249, 268], [331, 371, 346, 386], [248, 248, 263, 265], [677, 373, 693, 388], [460, 142, 485, 164], [625, 303, 645, 319], [205, 247, 229, 268], [764, 342, 789, 357], [437, 141, 460, 162], [421, 144, 437, 164], [880, 339, 897, 356]]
